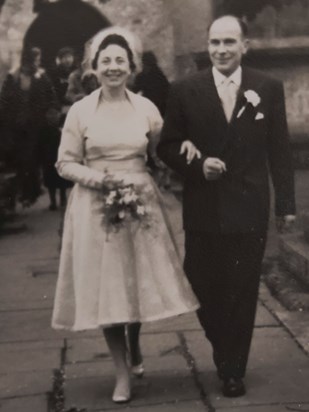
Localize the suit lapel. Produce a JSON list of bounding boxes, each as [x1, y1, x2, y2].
[[218, 67, 258, 157], [191, 68, 259, 156], [221, 67, 266, 170], [193, 70, 232, 154], [193, 69, 228, 127], [230, 67, 251, 124], [201, 68, 249, 127]]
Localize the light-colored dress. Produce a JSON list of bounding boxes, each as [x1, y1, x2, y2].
[[52, 88, 199, 331]]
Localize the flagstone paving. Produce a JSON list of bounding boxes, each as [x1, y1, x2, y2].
[[0, 188, 308, 412]]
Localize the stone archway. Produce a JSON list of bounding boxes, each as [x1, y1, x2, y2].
[[23, 0, 110, 70]]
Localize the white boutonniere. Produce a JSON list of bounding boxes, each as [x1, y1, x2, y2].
[[255, 112, 264, 120], [237, 89, 261, 119]]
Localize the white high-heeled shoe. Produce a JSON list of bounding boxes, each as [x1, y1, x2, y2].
[[112, 384, 131, 404], [112, 372, 131, 404], [131, 362, 144, 378], [112, 391, 131, 404]]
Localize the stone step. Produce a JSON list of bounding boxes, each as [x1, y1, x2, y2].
[[279, 232, 309, 287]]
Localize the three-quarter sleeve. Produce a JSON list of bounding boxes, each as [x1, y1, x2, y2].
[[145, 100, 163, 162], [56, 103, 105, 189], [147, 100, 163, 136]]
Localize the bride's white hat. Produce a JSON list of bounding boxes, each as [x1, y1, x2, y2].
[[83, 26, 143, 73]]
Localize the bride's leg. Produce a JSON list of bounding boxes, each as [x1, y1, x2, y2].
[[127, 322, 144, 376], [103, 325, 131, 403]]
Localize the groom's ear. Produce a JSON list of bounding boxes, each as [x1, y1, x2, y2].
[[242, 39, 250, 55]]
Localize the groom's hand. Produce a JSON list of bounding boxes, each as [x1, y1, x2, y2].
[[203, 157, 227, 180]]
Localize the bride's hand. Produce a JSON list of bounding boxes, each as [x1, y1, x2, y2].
[[180, 140, 202, 164]]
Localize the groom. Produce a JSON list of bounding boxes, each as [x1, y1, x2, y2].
[[157, 15, 296, 397]]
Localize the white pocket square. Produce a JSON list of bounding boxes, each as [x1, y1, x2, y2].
[[255, 112, 264, 120]]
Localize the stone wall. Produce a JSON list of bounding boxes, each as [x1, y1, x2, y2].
[[245, 1, 309, 144], [0, 0, 175, 84], [90, 0, 174, 79], [250, 1, 309, 38], [0, 0, 35, 82], [164, 0, 213, 77]]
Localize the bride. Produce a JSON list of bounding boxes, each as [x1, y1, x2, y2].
[[52, 28, 200, 404]]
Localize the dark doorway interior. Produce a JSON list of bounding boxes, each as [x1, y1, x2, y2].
[[23, 0, 110, 71]]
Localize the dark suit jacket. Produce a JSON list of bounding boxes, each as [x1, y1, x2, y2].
[[157, 67, 295, 233]]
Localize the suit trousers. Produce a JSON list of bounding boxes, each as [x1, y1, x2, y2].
[[184, 231, 266, 379]]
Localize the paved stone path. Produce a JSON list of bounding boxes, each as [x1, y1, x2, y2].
[[0, 188, 308, 412]]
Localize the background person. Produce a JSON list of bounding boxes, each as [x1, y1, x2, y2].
[[66, 67, 99, 104], [50, 47, 77, 122], [38, 107, 70, 210], [132, 51, 171, 188], [132, 51, 169, 116], [0, 47, 57, 206]]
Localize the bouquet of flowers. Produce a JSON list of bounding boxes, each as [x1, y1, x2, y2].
[[101, 172, 152, 235]]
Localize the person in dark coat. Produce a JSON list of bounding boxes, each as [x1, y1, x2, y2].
[[0, 47, 57, 206], [66, 68, 99, 104], [49, 47, 77, 122], [158, 15, 296, 398], [133, 51, 171, 187], [39, 108, 70, 210], [133, 51, 169, 116]]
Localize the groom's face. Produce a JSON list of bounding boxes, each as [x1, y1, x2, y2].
[[208, 17, 248, 77]]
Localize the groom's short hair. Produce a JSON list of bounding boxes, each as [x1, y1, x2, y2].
[[208, 15, 249, 38]]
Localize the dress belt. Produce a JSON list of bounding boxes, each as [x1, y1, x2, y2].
[[86, 157, 147, 173]]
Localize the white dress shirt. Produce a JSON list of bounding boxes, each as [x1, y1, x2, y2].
[[212, 66, 242, 121], [212, 66, 242, 95]]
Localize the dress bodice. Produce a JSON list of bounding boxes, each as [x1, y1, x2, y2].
[[84, 100, 149, 162], [56, 88, 163, 189]]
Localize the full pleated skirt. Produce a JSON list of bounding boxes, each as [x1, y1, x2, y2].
[[52, 172, 199, 331]]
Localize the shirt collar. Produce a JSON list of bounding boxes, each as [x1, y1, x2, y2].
[[95, 87, 135, 108], [212, 66, 242, 88]]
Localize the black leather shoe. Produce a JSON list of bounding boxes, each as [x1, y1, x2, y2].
[[222, 377, 246, 397]]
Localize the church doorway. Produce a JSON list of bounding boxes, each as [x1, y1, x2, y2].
[[23, 0, 110, 71]]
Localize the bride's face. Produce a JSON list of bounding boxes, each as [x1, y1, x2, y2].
[[96, 44, 131, 89]]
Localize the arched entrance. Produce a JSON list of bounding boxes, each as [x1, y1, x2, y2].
[[23, 0, 110, 71]]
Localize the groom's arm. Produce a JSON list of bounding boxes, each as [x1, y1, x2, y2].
[[157, 82, 207, 183]]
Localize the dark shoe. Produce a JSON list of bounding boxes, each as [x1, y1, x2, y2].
[[60, 190, 67, 208], [60, 198, 67, 208], [49, 203, 57, 211], [222, 377, 246, 397]]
